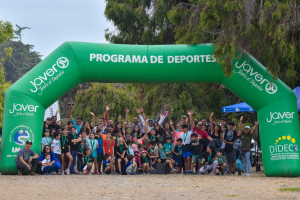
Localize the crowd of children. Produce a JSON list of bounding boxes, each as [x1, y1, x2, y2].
[[39, 104, 257, 176]]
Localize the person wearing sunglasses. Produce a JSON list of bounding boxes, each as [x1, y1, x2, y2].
[[188, 110, 213, 151], [16, 140, 39, 175], [48, 109, 60, 131], [38, 145, 61, 175]]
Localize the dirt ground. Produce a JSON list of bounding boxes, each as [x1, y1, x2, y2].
[[1, 167, 300, 200]]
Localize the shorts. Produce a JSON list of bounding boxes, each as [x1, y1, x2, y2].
[[191, 156, 201, 163], [216, 165, 223, 171], [182, 152, 192, 158], [97, 154, 103, 162], [61, 146, 69, 154], [91, 149, 97, 158], [105, 169, 111, 174], [160, 159, 166, 163], [174, 157, 182, 167]]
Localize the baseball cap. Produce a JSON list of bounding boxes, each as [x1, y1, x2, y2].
[[182, 115, 187, 119], [76, 116, 83, 120], [245, 126, 251, 129], [148, 119, 154, 123], [26, 140, 32, 144]]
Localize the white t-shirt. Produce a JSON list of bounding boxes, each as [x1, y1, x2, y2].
[[51, 139, 61, 154], [127, 145, 134, 155], [179, 132, 192, 145], [87, 139, 98, 150], [41, 159, 50, 171]]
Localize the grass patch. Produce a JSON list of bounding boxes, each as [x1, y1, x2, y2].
[[227, 194, 239, 197], [279, 187, 300, 192]]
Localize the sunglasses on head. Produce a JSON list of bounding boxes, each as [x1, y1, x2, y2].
[[197, 124, 203, 126], [45, 147, 50, 149]]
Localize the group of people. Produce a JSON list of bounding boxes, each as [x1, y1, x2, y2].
[[16, 103, 258, 176]]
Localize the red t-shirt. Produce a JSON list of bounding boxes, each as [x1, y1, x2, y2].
[[193, 126, 209, 139], [103, 139, 115, 156]]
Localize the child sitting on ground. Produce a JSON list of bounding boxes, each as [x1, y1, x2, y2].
[[173, 138, 183, 173], [125, 155, 137, 175], [212, 148, 227, 175], [41, 153, 54, 175], [103, 153, 115, 175], [82, 148, 94, 175], [141, 150, 150, 174]]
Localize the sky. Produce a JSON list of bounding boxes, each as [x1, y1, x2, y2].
[[0, 0, 113, 58]]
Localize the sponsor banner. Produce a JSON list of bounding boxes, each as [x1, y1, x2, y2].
[[44, 100, 60, 121], [29, 57, 69, 95], [9, 103, 39, 117], [234, 60, 277, 94], [266, 111, 294, 125], [269, 135, 298, 161]]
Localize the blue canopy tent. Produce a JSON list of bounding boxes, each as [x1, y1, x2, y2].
[[222, 87, 300, 114], [222, 102, 255, 114], [293, 86, 300, 112]]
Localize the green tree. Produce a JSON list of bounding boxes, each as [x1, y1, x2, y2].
[[0, 20, 14, 126], [167, 0, 300, 88], [104, 0, 240, 122], [72, 83, 136, 123]]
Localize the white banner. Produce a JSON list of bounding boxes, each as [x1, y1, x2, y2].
[[44, 100, 60, 121]]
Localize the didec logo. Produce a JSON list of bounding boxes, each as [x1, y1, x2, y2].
[[269, 135, 298, 161]]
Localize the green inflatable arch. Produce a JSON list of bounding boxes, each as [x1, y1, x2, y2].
[[0, 42, 299, 176]]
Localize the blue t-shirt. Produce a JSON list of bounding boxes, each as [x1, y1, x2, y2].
[[72, 118, 82, 135], [97, 137, 103, 154], [173, 145, 182, 159], [103, 160, 110, 169], [125, 161, 132, 170]]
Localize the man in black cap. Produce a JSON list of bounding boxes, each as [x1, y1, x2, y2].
[[16, 140, 39, 175]]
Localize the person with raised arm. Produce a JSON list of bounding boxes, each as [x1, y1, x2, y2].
[[68, 101, 83, 134], [240, 118, 259, 177], [189, 110, 213, 142], [209, 112, 223, 142], [81, 112, 95, 135], [126, 108, 144, 133], [170, 119, 183, 146]]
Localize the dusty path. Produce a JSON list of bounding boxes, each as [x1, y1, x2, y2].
[[1, 169, 300, 200]]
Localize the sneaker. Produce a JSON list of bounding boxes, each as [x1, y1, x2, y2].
[[52, 172, 56, 175], [127, 172, 131, 175], [242, 173, 247, 176], [79, 172, 82, 175], [118, 172, 122, 175], [61, 171, 65, 175], [204, 171, 208, 175], [246, 173, 251, 177], [88, 171, 92, 175], [149, 166, 154, 170], [18, 170, 22, 176], [171, 169, 176, 174], [226, 171, 231, 175], [133, 172, 136, 175], [146, 171, 150, 174], [65, 168, 70, 175], [142, 172, 146, 175], [231, 172, 235, 175], [184, 171, 188, 175], [29, 171, 37, 176], [196, 172, 200, 175], [97, 171, 100, 175], [45, 173, 51, 175], [221, 171, 225, 176], [211, 173, 215, 176]]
